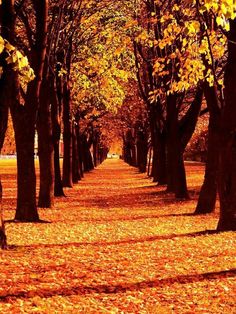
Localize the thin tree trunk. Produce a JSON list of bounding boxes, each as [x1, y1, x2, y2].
[[51, 77, 64, 197], [54, 141, 64, 196], [0, 180, 7, 249], [62, 83, 73, 187], [76, 124, 84, 179], [72, 122, 80, 183], [37, 79, 54, 208], [156, 130, 167, 185], [149, 111, 163, 182], [151, 144, 159, 181], [147, 146, 152, 176], [137, 128, 148, 173], [0, 2, 10, 245], [62, 35, 73, 187], [81, 134, 93, 172], [93, 137, 98, 168]]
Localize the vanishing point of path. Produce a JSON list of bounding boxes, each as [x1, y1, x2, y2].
[[0, 159, 236, 313]]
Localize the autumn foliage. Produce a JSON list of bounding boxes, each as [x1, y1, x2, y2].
[[0, 0, 236, 312], [1, 159, 236, 313]]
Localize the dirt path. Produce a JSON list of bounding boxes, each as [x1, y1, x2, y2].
[[0, 159, 236, 313]]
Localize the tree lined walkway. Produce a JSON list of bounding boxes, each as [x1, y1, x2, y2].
[[1, 159, 235, 313]]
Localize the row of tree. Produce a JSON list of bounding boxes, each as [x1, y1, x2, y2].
[[0, 0, 134, 248], [0, 0, 236, 249], [119, 0, 236, 232]]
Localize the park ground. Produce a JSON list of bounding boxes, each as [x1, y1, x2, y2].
[[0, 159, 235, 313]]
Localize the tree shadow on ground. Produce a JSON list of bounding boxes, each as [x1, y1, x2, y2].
[[8, 229, 222, 250], [5, 219, 51, 224], [67, 190, 194, 208], [0, 268, 235, 302], [60, 212, 198, 223]]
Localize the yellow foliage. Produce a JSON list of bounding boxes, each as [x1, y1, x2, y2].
[[0, 35, 4, 54], [148, 0, 230, 99], [0, 35, 35, 84]]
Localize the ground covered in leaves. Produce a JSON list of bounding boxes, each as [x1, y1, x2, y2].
[[0, 159, 235, 313]]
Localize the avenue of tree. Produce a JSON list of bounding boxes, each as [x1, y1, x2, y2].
[[0, 0, 236, 248]]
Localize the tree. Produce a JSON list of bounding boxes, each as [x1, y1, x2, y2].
[[217, 18, 236, 231], [12, 0, 48, 221], [194, 1, 226, 214], [133, 0, 204, 198], [0, 0, 34, 243]]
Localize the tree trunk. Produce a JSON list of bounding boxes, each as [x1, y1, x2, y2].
[[62, 35, 73, 187], [166, 88, 203, 199], [149, 110, 165, 182], [4, 0, 48, 221], [62, 84, 73, 187], [156, 130, 167, 185], [37, 79, 54, 208], [85, 139, 94, 171], [14, 112, 39, 221], [126, 129, 136, 167], [54, 141, 64, 196], [51, 77, 64, 197], [195, 84, 220, 214], [151, 143, 159, 181], [0, 180, 7, 249], [174, 153, 189, 199], [123, 140, 132, 165], [217, 19, 236, 231], [0, 2, 11, 245], [137, 127, 148, 173], [166, 94, 189, 198], [72, 122, 80, 183], [76, 124, 84, 179], [166, 94, 179, 192], [147, 146, 152, 177]]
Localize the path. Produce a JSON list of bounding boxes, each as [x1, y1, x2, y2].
[[1, 159, 236, 313]]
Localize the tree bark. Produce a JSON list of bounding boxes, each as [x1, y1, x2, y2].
[[14, 109, 39, 221], [166, 88, 203, 199], [156, 130, 167, 185], [62, 36, 73, 187], [195, 84, 220, 214], [37, 78, 54, 208], [51, 68, 65, 197], [166, 94, 184, 194], [92, 130, 99, 168], [82, 134, 94, 172], [76, 123, 84, 179], [51, 77, 64, 197], [217, 19, 236, 231], [72, 121, 81, 183], [149, 106, 166, 184], [13, 0, 48, 221], [136, 126, 148, 173], [62, 83, 73, 187], [0, 180, 7, 249], [147, 146, 152, 177], [127, 129, 136, 167], [2, 0, 47, 221], [0, 1, 11, 246]]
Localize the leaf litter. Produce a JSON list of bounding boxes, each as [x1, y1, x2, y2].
[[0, 159, 235, 313]]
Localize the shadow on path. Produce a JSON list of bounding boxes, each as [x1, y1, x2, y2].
[[8, 230, 222, 250], [0, 269, 235, 302]]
